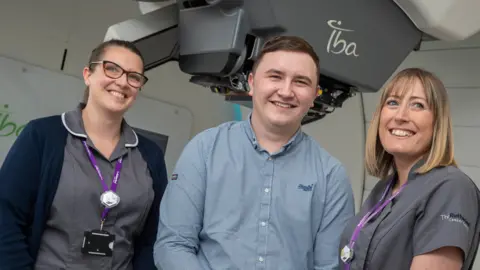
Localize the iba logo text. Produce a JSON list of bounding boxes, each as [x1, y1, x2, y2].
[[326, 20, 359, 57], [0, 104, 27, 137]]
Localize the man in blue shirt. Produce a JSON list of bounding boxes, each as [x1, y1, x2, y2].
[[154, 35, 355, 270]]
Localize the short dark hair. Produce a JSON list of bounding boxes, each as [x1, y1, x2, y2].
[[252, 36, 320, 76], [82, 39, 144, 104]]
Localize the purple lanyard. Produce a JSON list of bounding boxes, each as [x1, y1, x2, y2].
[[344, 179, 406, 270], [82, 141, 123, 222]]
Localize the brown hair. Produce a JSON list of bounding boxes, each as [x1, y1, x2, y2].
[[252, 36, 320, 78], [365, 67, 456, 179], [82, 39, 144, 104]]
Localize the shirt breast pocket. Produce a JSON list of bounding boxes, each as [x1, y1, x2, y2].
[[277, 180, 317, 224]]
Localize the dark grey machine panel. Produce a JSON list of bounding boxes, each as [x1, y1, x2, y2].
[[176, 0, 422, 92], [121, 0, 423, 123]]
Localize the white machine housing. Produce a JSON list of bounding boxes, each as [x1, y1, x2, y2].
[[394, 0, 480, 41]]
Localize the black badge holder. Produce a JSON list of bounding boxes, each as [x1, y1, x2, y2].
[[82, 229, 115, 257]]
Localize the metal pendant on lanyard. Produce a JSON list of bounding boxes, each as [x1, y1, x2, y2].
[[82, 141, 123, 227], [80, 140, 124, 257], [341, 179, 406, 269]]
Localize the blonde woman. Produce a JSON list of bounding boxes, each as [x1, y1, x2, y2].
[[339, 68, 480, 270]]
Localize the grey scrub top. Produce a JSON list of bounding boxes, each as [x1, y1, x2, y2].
[[34, 106, 155, 270], [339, 163, 480, 270]]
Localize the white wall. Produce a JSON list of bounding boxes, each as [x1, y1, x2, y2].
[[362, 33, 480, 201]]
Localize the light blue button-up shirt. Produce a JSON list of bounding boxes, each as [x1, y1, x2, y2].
[[154, 118, 355, 270]]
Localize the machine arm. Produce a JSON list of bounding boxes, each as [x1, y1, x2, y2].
[[105, 0, 480, 124]]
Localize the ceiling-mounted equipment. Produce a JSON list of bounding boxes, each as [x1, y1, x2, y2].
[[105, 0, 480, 124]]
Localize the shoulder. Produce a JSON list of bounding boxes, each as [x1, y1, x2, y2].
[[425, 166, 478, 195], [409, 166, 480, 220], [441, 166, 473, 183], [196, 120, 243, 141], [301, 133, 348, 178], [19, 114, 66, 143], [431, 166, 479, 202], [136, 134, 169, 191], [137, 133, 162, 154], [136, 133, 165, 167], [187, 120, 243, 152], [26, 114, 63, 132]]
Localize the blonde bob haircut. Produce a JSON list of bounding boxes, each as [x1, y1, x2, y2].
[[365, 67, 457, 180]]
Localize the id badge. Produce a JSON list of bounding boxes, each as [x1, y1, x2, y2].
[[81, 230, 115, 257]]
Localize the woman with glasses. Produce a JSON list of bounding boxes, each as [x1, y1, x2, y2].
[[0, 39, 168, 270]]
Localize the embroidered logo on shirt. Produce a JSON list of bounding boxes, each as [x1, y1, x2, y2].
[[298, 184, 313, 191], [440, 213, 470, 230], [171, 173, 178, 180]]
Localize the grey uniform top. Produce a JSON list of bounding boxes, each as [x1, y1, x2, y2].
[[154, 117, 355, 270], [339, 161, 480, 270], [34, 105, 155, 270]]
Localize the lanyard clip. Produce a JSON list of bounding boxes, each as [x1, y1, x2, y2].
[[100, 219, 105, 231]]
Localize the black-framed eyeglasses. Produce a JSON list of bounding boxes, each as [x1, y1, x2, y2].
[[90, 60, 148, 88]]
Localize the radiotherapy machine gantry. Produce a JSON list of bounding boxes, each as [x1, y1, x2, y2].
[[105, 0, 480, 124]]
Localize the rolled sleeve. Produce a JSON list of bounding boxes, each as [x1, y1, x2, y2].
[[314, 164, 355, 269], [413, 173, 479, 259], [153, 133, 209, 270]]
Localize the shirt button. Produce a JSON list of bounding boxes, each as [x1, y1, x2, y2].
[[267, 157, 272, 160], [264, 188, 270, 193], [258, 256, 264, 262], [261, 221, 267, 226]]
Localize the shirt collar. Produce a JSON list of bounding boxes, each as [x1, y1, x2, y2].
[[242, 113, 304, 152], [61, 103, 138, 148], [390, 158, 427, 183]]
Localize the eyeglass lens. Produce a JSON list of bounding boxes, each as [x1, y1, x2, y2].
[[103, 61, 146, 88]]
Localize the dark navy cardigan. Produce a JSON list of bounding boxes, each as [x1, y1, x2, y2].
[[0, 115, 168, 270]]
